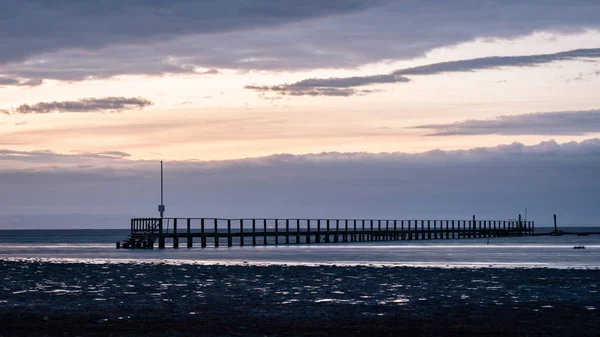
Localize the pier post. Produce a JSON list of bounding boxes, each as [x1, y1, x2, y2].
[[334, 220, 339, 243], [252, 219, 256, 246], [482, 220, 486, 238], [158, 218, 165, 248], [401, 220, 405, 240], [452, 220, 455, 239], [480, 220, 484, 237], [385, 220, 389, 240], [325, 220, 330, 243], [553, 214, 557, 234], [306, 220, 311, 243], [440, 220, 450, 239], [421, 220, 425, 240], [361, 220, 365, 241], [296, 219, 300, 244], [444, 220, 448, 239], [286, 219, 290, 244], [353, 220, 357, 242], [201, 218, 206, 248], [240, 219, 244, 247], [187, 218, 192, 248], [393, 220, 397, 240], [370, 220, 374, 241], [227, 219, 232, 247], [316, 220, 321, 243], [344, 220, 348, 242], [214, 219, 219, 248], [427, 220, 431, 239], [275, 219, 279, 245], [173, 218, 179, 248], [532, 220, 535, 235], [263, 219, 268, 245]]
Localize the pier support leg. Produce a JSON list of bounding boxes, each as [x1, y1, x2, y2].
[[286, 219, 290, 244], [173, 219, 179, 249], [240, 219, 244, 247], [264, 219, 268, 245], [214, 219, 219, 248], [158, 218, 165, 249], [227, 220, 232, 247], [275, 220, 279, 245], [252, 219, 256, 246], [428, 220, 431, 240], [316, 220, 321, 243], [201, 219, 206, 248], [187, 219, 192, 248]]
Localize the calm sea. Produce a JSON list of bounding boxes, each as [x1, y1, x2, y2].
[[0, 227, 598, 268]]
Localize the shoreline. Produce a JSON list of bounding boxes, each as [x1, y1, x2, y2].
[[2, 257, 600, 270]]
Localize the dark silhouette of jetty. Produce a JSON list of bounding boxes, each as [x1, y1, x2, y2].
[[118, 215, 535, 249]]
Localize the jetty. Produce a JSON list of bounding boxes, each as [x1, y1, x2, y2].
[[118, 216, 534, 249]]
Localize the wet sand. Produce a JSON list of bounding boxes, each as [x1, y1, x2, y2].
[[1, 260, 598, 336]]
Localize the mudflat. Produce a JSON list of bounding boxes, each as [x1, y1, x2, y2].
[[1, 260, 598, 336]]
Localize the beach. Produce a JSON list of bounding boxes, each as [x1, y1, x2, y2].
[[1, 259, 598, 336]]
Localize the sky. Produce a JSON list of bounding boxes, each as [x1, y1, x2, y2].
[[1, 1, 600, 228]]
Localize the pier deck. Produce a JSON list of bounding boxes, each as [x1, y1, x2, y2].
[[118, 217, 534, 249]]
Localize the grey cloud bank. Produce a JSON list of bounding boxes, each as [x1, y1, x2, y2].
[[1, 139, 599, 228], [412, 109, 600, 136], [1, 97, 152, 114], [1, 1, 600, 82]]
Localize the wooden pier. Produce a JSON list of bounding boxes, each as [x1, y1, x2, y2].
[[118, 216, 535, 249]]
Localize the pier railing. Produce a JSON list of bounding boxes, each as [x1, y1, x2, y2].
[[122, 217, 534, 249]]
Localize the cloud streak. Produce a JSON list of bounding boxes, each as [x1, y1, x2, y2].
[[1, 97, 152, 115], [393, 48, 600, 76], [411, 109, 600, 136], [246, 74, 409, 96], [247, 48, 600, 96]]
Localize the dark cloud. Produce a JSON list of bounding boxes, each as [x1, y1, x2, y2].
[[0, 76, 42, 87], [0, 149, 131, 163], [411, 109, 600, 136], [199, 69, 220, 75], [393, 48, 600, 76], [247, 48, 600, 96], [1, 1, 600, 81], [0, 0, 380, 65], [246, 74, 408, 96], [2, 97, 152, 115], [1, 139, 600, 227]]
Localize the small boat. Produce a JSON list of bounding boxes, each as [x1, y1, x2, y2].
[[573, 246, 586, 249]]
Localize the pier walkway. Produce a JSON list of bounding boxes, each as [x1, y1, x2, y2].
[[118, 217, 534, 249]]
